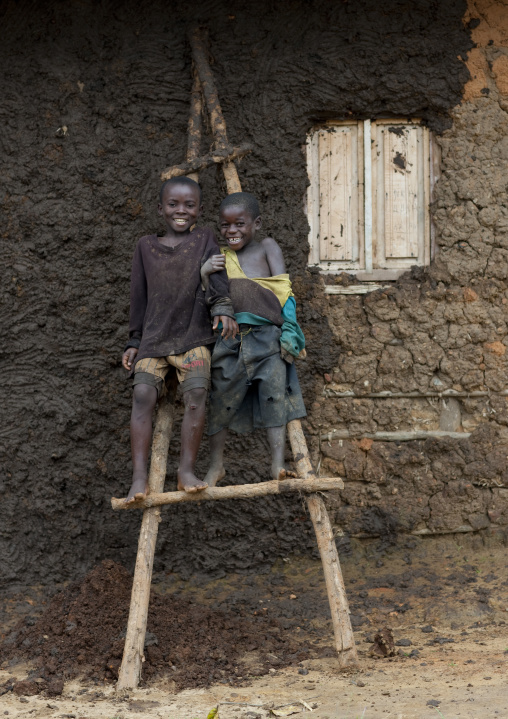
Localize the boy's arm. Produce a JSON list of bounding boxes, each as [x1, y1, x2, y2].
[[122, 242, 147, 368], [203, 245, 235, 320], [203, 240, 238, 338], [260, 237, 305, 361], [200, 253, 226, 290], [262, 236, 286, 276]]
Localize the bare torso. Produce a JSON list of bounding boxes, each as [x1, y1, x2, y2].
[[234, 236, 286, 278]]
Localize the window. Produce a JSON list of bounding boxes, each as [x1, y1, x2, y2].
[[306, 119, 437, 280]]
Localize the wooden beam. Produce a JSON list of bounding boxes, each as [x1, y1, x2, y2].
[[111, 475, 345, 510], [116, 380, 177, 690], [323, 389, 504, 398], [160, 143, 252, 181], [288, 420, 359, 669], [324, 284, 392, 295], [186, 65, 203, 182], [189, 27, 242, 193], [320, 429, 470, 442]]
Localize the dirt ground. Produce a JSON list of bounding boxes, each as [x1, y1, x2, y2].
[[1, 534, 507, 718]]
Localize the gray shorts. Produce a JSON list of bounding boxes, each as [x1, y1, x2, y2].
[[208, 324, 306, 435]]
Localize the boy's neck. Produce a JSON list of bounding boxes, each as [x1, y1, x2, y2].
[[232, 238, 260, 255], [159, 227, 192, 248]]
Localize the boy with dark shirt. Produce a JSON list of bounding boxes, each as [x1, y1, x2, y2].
[[122, 177, 238, 503], [201, 192, 306, 485]]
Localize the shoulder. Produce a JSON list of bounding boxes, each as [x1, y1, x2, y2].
[[135, 234, 156, 250], [132, 235, 155, 258], [260, 236, 280, 249], [193, 225, 218, 245], [260, 236, 284, 257], [260, 236, 286, 275]]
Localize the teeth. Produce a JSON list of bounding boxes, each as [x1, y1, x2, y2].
[[228, 238, 241, 243], [174, 219, 187, 224]]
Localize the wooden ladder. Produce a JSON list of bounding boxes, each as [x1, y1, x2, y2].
[[113, 28, 358, 690]]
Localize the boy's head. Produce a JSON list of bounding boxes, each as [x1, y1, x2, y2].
[[218, 192, 261, 252], [158, 177, 203, 234]]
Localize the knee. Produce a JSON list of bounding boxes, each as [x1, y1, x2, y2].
[[133, 383, 158, 411], [183, 387, 207, 410]]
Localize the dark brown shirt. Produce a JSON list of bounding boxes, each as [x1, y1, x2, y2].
[[127, 228, 233, 360]]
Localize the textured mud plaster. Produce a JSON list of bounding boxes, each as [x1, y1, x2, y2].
[[0, 0, 475, 585], [315, 0, 508, 542]]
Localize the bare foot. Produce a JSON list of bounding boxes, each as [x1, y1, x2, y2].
[[204, 465, 226, 488], [273, 467, 298, 481], [177, 469, 208, 493], [124, 471, 149, 505]]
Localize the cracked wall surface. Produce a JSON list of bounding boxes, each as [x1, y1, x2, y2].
[[1, 0, 507, 585]]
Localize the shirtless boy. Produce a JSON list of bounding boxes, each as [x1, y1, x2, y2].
[[121, 177, 238, 503], [201, 191, 306, 486]]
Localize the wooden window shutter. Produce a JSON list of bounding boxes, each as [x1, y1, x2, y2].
[[371, 121, 430, 270], [307, 120, 432, 277], [307, 124, 364, 272]]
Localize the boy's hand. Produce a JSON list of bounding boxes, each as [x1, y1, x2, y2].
[[213, 315, 239, 339], [201, 254, 226, 277], [122, 347, 138, 371]]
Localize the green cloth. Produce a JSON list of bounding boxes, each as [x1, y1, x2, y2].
[[219, 299, 305, 359], [235, 312, 272, 326]]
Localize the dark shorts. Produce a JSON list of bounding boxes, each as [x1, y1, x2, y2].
[[208, 324, 307, 435]]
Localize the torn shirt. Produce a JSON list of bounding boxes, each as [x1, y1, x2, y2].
[[126, 228, 234, 360]]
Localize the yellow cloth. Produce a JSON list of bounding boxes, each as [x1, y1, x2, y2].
[[223, 248, 294, 308]]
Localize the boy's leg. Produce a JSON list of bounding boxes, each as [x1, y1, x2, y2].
[[177, 387, 209, 492], [266, 425, 297, 481], [240, 326, 298, 482], [126, 383, 158, 504], [205, 333, 250, 484], [169, 347, 211, 493], [204, 428, 228, 487]]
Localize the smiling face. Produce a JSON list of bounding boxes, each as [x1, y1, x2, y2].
[[219, 205, 261, 251], [158, 182, 202, 234]]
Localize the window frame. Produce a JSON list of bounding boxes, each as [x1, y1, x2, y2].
[[306, 118, 440, 280]]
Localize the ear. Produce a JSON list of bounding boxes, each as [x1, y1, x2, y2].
[[197, 203, 204, 217], [157, 202, 163, 216], [254, 215, 262, 230]]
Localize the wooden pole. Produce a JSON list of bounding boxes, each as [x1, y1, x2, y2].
[[117, 380, 177, 690], [188, 27, 242, 193], [320, 429, 470, 442], [190, 26, 358, 670], [160, 143, 252, 182], [111, 475, 344, 510], [288, 420, 358, 668], [186, 65, 203, 183]]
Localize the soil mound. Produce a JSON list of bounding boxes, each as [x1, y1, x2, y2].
[[0, 560, 307, 690]]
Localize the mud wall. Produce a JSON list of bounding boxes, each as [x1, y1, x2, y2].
[[2, 0, 505, 586], [310, 0, 508, 543]]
